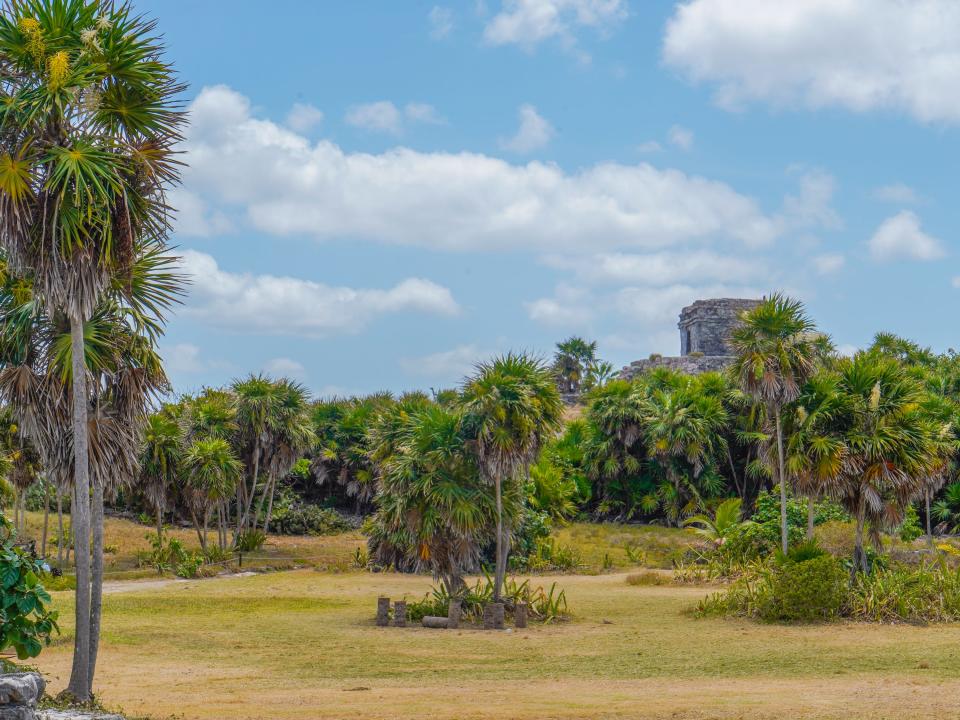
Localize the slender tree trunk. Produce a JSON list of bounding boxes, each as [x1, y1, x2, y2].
[[262, 476, 278, 536], [236, 441, 261, 538], [493, 475, 504, 603], [806, 495, 815, 540], [202, 508, 210, 554], [852, 504, 868, 581], [190, 507, 205, 553], [925, 490, 932, 542], [66, 314, 92, 701], [41, 483, 50, 558], [87, 481, 105, 695], [726, 448, 743, 499], [774, 406, 789, 554], [56, 489, 64, 569], [156, 506, 163, 545]]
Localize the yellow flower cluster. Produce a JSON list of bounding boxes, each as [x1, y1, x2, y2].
[[47, 51, 70, 91], [18, 17, 45, 63]]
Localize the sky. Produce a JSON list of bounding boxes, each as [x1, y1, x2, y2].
[[137, 0, 960, 398]]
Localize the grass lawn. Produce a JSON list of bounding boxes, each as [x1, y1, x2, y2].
[[30, 568, 960, 720]]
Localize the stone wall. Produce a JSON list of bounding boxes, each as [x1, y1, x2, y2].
[[619, 354, 735, 381]]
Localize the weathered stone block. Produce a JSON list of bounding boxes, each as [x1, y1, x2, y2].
[[393, 600, 407, 627], [376, 596, 390, 626], [0, 673, 44, 707], [483, 602, 504, 630], [515, 602, 528, 629], [447, 599, 461, 629]]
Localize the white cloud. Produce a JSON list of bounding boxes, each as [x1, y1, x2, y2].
[[344, 100, 444, 134], [400, 344, 494, 379], [868, 211, 945, 262], [542, 250, 766, 286], [782, 170, 842, 230], [500, 104, 555, 154], [345, 101, 404, 134], [835, 344, 859, 358], [169, 188, 233, 237], [483, 0, 627, 56], [614, 283, 761, 325], [525, 285, 594, 327], [161, 343, 204, 374], [404, 102, 444, 125], [812, 253, 845, 275], [668, 124, 694, 151], [179, 249, 459, 337], [637, 140, 663, 153], [181, 85, 805, 251], [872, 183, 921, 204], [263, 357, 307, 379], [429, 6, 455, 39], [663, 0, 960, 123], [285, 103, 324, 133]]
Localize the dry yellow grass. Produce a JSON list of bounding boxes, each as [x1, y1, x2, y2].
[[30, 569, 960, 720]]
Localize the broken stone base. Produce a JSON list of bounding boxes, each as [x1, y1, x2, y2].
[[38, 712, 125, 720]]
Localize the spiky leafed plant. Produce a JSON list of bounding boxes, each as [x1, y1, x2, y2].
[[460, 353, 564, 602], [183, 437, 242, 553], [643, 378, 729, 525], [0, 1, 184, 699], [682, 497, 749, 544], [370, 403, 500, 595], [139, 407, 182, 542], [824, 354, 943, 575], [553, 337, 597, 395], [255, 378, 313, 535], [729, 293, 823, 553]]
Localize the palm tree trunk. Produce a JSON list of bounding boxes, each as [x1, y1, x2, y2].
[[190, 507, 205, 553], [87, 481, 105, 695], [66, 314, 92, 701], [806, 496, 815, 540], [41, 483, 50, 558], [262, 476, 278, 536], [774, 406, 789, 554], [236, 441, 261, 538], [852, 505, 868, 580], [56, 488, 64, 569], [493, 475, 504, 603], [925, 490, 932, 542], [156, 506, 163, 545]]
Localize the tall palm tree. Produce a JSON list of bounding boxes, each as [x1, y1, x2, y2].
[[553, 337, 597, 395], [729, 293, 822, 553], [825, 354, 943, 575], [0, 1, 184, 699], [139, 408, 182, 543], [183, 437, 242, 553], [231, 374, 277, 536], [460, 353, 564, 602]]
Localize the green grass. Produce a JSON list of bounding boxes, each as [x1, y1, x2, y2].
[[552, 521, 698, 570], [30, 568, 960, 720]]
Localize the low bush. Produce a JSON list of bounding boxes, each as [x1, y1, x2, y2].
[[626, 571, 668, 586], [235, 529, 266, 552], [271, 503, 351, 536], [513, 537, 582, 573], [0, 518, 59, 659]]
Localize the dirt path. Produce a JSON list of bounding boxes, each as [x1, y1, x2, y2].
[[102, 571, 256, 594]]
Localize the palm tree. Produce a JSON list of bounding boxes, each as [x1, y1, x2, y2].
[[371, 404, 498, 595], [139, 408, 183, 543], [0, 1, 184, 700], [729, 293, 822, 553], [460, 353, 564, 602], [553, 337, 597, 395], [231, 375, 277, 537], [824, 354, 942, 575], [683, 497, 749, 544], [183, 438, 242, 553], [643, 379, 728, 525]]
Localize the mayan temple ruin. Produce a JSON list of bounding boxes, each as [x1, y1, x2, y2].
[[619, 298, 762, 380]]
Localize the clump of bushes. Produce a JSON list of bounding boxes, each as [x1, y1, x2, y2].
[[626, 570, 668, 586], [512, 537, 582, 573], [271, 502, 352, 536]]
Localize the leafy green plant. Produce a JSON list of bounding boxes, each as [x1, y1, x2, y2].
[[0, 519, 58, 658], [897, 504, 923, 542], [352, 547, 369, 569], [235, 530, 266, 553], [174, 553, 205, 579]]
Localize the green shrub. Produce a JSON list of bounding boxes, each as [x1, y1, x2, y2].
[[849, 562, 960, 622], [174, 553, 204, 579], [408, 574, 569, 624], [748, 489, 848, 548], [897, 504, 923, 542], [513, 537, 582, 572], [626, 571, 667, 586], [271, 503, 351, 536], [235, 529, 266, 552], [0, 519, 58, 658]]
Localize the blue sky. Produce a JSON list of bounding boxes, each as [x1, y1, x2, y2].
[[139, 0, 959, 397]]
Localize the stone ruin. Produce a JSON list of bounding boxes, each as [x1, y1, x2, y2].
[[619, 298, 762, 380], [0, 673, 124, 720]]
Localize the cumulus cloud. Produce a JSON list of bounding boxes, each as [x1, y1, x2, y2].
[[613, 283, 762, 325], [180, 85, 788, 251], [161, 343, 205, 374], [872, 183, 921, 204], [285, 103, 324, 133], [541, 250, 766, 286], [484, 0, 627, 56], [869, 211, 944, 262], [263, 357, 307, 379], [812, 253, 845, 275], [400, 344, 494, 380], [668, 124, 694, 150], [344, 100, 444, 134], [179, 249, 459, 337], [525, 285, 594, 327], [500, 104, 555, 153], [169, 188, 233, 237], [429, 6, 455, 39], [663, 0, 960, 123]]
